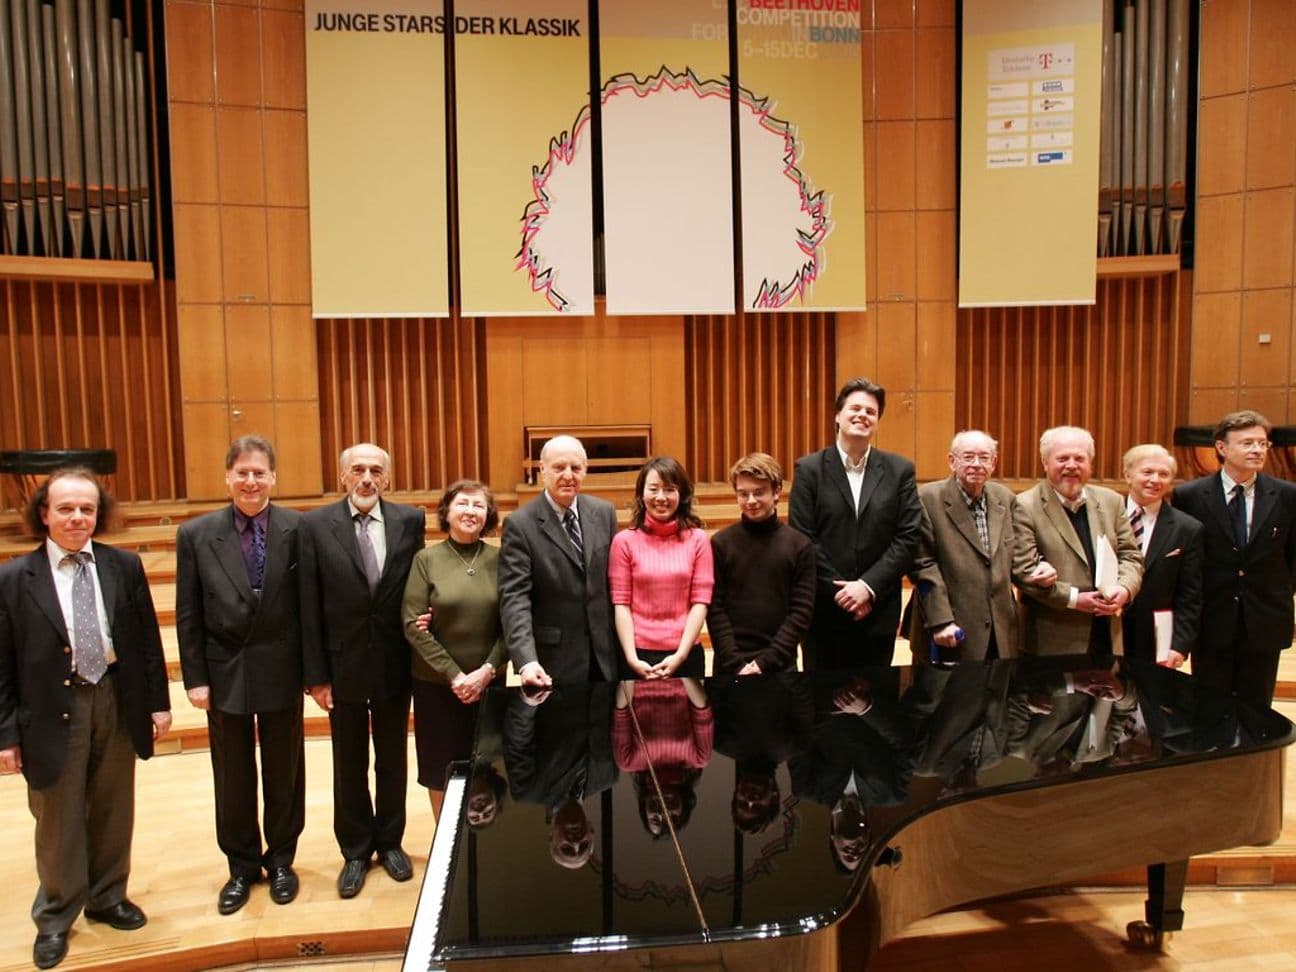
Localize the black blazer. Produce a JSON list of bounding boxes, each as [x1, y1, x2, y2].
[[1173, 472, 1296, 656], [175, 504, 303, 714], [498, 493, 618, 683], [298, 498, 426, 702], [1121, 503, 1204, 661], [0, 542, 170, 790], [788, 446, 923, 643]]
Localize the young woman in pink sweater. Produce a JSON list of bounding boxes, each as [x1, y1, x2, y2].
[[609, 457, 714, 678]]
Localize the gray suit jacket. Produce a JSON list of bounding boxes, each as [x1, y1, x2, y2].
[[498, 492, 617, 683], [908, 478, 1034, 660], [1014, 482, 1143, 656]]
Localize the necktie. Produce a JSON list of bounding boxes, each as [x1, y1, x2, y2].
[[67, 552, 108, 684], [1228, 483, 1247, 548], [356, 513, 382, 594], [248, 517, 267, 590], [562, 507, 584, 557], [1129, 506, 1145, 547]]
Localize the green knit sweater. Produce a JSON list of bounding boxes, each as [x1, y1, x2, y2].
[[401, 539, 505, 684]]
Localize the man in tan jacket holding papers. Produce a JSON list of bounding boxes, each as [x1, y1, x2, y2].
[[1014, 426, 1143, 658]]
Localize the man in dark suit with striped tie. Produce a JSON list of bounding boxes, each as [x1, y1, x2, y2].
[[0, 468, 170, 969], [1119, 444, 1204, 667], [1173, 411, 1296, 707], [300, 443, 426, 898]]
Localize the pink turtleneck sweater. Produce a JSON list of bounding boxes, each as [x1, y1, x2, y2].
[[608, 519, 714, 651]]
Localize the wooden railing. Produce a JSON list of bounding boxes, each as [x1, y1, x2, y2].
[[316, 315, 488, 492], [0, 276, 181, 509], [684, 312, 836, 483], [956, 270, 1190, 481]]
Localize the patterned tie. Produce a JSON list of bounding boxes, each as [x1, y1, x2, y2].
[[355, 513, 382, 594], [67, 552, 108, 684], [1228, 483, 1247, 548], [1129, 506, 1145, 548], [248, 517, 267, 590], [562, 507, 584, 557]]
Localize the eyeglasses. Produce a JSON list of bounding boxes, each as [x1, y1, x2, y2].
[[954, 453, 995, 466], [1232, 439, 1270, 452]]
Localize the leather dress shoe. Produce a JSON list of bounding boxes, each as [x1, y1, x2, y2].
[[378, 847, 413, 882], [268, 865, 299, 905], [84, 899, 147, 930], [217, 874, 260, 915], [33, 931, 68, 969], [337, 858, 369, 899]]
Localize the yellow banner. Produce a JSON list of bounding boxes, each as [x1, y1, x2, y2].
[[455, 0, 591, 316], [737, 0, 866, 311], [959, 0, 1102, 307], [598, 0, 734, 316], [305, 0, 448, 318]]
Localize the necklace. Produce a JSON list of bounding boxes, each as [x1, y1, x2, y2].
[[449, 540, 483, 576]]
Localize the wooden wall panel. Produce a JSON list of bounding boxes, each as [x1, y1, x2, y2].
[[167, 0, 321, 498], [318, 317, 487, 493], [956, 273, 1190, 482], [483, 317, 685, 492], [683, 314, 835, 484], [1192, 0, 1296, 429], [0, 281, 182, 510]]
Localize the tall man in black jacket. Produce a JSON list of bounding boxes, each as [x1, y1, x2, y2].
[[1173, 411, 1296, 707], [176, 436, 305, 915], [789, 378, 923, 669], [300, 443, 426, 898], [0, 469, 170, 969]]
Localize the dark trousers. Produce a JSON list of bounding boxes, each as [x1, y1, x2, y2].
[[804, 620, 896, 671], [329, 691, 411, 861], [1191, 631, 1282, 711], [28, 673, 135, 934], [207, 699, 305, 879]]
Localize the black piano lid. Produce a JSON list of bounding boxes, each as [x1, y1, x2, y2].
[[415, 657, 1294, 964]]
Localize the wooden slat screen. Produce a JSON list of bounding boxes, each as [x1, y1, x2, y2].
[[317, 316, 488, 492], [956, 272, 1190, 481], [0, 279, 182, 509], [684, 313, 836, 483]]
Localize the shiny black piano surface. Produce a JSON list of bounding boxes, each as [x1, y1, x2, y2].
[[405, 658, 1294, 968]]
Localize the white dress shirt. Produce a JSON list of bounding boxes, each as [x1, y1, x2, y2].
[[837, 444, 870, 512], [1124, 497, 1162, 555], [46, 538, 117, 671], [348, 498, 387, 572], [1219, 469, 1257, 535]]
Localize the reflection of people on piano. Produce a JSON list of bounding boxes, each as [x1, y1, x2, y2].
[[613, 679, 714, 838], [503, 683, 617, 869], [465, 763, 507, 830], [790, 672, 919, 871], [711, 671, 814, 834], [907, 660, 1014, 793]]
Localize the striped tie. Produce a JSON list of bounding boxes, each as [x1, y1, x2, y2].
[[1129, 506, 1145, 548]]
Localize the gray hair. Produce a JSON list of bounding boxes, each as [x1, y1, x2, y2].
[[339, 442, 393, 478], [1039, 426, 1094, 463], [949, 429, 998, 456], [1122, 443, 1177, 476]]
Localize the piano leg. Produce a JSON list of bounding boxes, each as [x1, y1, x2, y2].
[[1126, 859, 1188, 948]]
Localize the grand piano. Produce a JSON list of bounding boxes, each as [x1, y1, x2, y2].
[[403, 658, 1293, 970]]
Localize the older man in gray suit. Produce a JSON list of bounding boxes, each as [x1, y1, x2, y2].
[[499, 435, 618, 687], [908, 430, 1055, 662], [1014, 426, 1143, 658]]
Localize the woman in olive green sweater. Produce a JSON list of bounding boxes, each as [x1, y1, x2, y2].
[[403, 480, 505, 818]]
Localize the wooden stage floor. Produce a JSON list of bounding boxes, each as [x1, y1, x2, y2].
[[1, 701, 1294, 972]]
